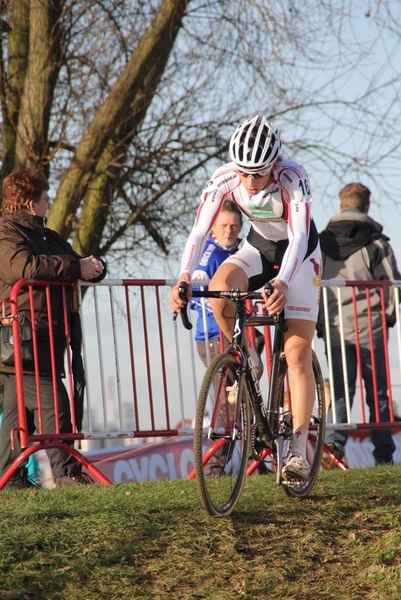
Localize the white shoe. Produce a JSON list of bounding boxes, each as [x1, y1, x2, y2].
[[248, 345, 264, 379], [282, 453, 310, 482]]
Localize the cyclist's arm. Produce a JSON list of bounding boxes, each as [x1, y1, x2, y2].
[[171, 174, 231, 312], [179, 166, 241, 278], [274, 166, 312, 287], [171, 209, 220, 311], [179, 203, 225, 279]]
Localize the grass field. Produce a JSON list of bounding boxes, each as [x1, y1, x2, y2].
[[1, 465, 401, 600]]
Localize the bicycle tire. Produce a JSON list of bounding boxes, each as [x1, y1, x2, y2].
[[194, 352, 251, 516], [276, 350, 326, 498]]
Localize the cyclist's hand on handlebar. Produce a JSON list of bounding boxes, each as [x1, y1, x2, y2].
[[262, 279, 288, 314], [170, 275, 193, 313]]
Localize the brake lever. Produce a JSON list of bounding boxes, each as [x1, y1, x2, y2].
[[263, 282, 288, 333], [173, 281, 193, 330]]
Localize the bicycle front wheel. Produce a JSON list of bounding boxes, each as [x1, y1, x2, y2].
[[281, 350, 326, 498], [194, 353, 251, 516]]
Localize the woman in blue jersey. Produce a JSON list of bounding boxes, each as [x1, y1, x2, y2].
[[170, 115, 321, 482]]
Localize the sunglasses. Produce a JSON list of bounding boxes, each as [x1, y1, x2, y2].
[[237, 169, 270, 179]]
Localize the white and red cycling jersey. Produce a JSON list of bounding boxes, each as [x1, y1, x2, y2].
[[180, 158, 319, 289]]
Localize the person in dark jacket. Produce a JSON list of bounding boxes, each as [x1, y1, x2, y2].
[[318, 182, 400, 467], [0, 168, 106, 488]]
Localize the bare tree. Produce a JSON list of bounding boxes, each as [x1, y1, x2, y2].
[[0, 0, 399, 274]]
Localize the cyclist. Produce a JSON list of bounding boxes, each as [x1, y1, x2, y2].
[[170, 115, 321, 481]]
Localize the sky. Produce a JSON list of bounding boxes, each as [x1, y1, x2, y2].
[[304, 2, 401, 260]]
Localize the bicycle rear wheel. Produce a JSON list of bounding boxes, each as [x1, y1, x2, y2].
[[278, 350, 326, 498], [194, 352, 251, 516]]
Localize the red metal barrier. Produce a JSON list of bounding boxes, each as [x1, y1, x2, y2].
[[0, 279, 111, 488], [0, 277, 400, 488], [321, 280, 400, 425]]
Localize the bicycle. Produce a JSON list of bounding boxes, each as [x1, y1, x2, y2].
[[177, 282, 326, 516]]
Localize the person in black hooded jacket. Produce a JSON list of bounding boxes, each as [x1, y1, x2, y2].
[[0, 169, 106, 488], [318, 182, 400, 467]]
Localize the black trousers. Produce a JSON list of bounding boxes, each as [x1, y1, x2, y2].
[[0, 373, 80, 482]]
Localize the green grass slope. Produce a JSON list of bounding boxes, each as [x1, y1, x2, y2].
[[1, 465, 400, 600]]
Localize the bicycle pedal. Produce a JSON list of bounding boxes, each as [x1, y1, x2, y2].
[[281, 479, 303, 487], [226, 380, 238, 405]]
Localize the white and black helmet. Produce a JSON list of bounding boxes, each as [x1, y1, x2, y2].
[[229, 115, 281, 174]]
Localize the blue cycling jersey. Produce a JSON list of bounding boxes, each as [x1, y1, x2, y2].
[[190, 235, 240, 341]]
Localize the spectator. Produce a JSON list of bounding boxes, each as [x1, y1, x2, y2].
[[0, 169, 106, 488], [318, 182, 400, 467], [190, 200, 265, 366]]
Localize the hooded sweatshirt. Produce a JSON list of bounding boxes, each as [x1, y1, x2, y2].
[[318, 208, 400, 345]]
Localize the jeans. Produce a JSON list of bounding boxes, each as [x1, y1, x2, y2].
[[325, 336, 395, 464]]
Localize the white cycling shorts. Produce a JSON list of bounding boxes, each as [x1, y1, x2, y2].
[[223, 241, 321, 322]]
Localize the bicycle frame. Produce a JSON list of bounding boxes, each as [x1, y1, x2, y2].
[[179, 284, 287, 451], [228, 295, 284, 450]]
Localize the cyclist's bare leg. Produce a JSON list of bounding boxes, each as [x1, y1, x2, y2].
[[283, 318, 316, 430], [209, 262, 249, 342]]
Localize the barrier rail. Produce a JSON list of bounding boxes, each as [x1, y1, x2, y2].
[[321, 280, 401, 424], [0, 277, 400, 488]]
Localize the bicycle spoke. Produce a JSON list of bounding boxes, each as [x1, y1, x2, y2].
[[194, 353, 250, 516]]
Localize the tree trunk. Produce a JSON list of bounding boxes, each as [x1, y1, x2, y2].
[[47, 0, 190, 246], [72, 45, 179, 257], [0, 0, 29, 179], [14, 0, 63, 173]]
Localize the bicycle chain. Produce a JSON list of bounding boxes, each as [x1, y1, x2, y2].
[[251, 425, 271, 460]]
